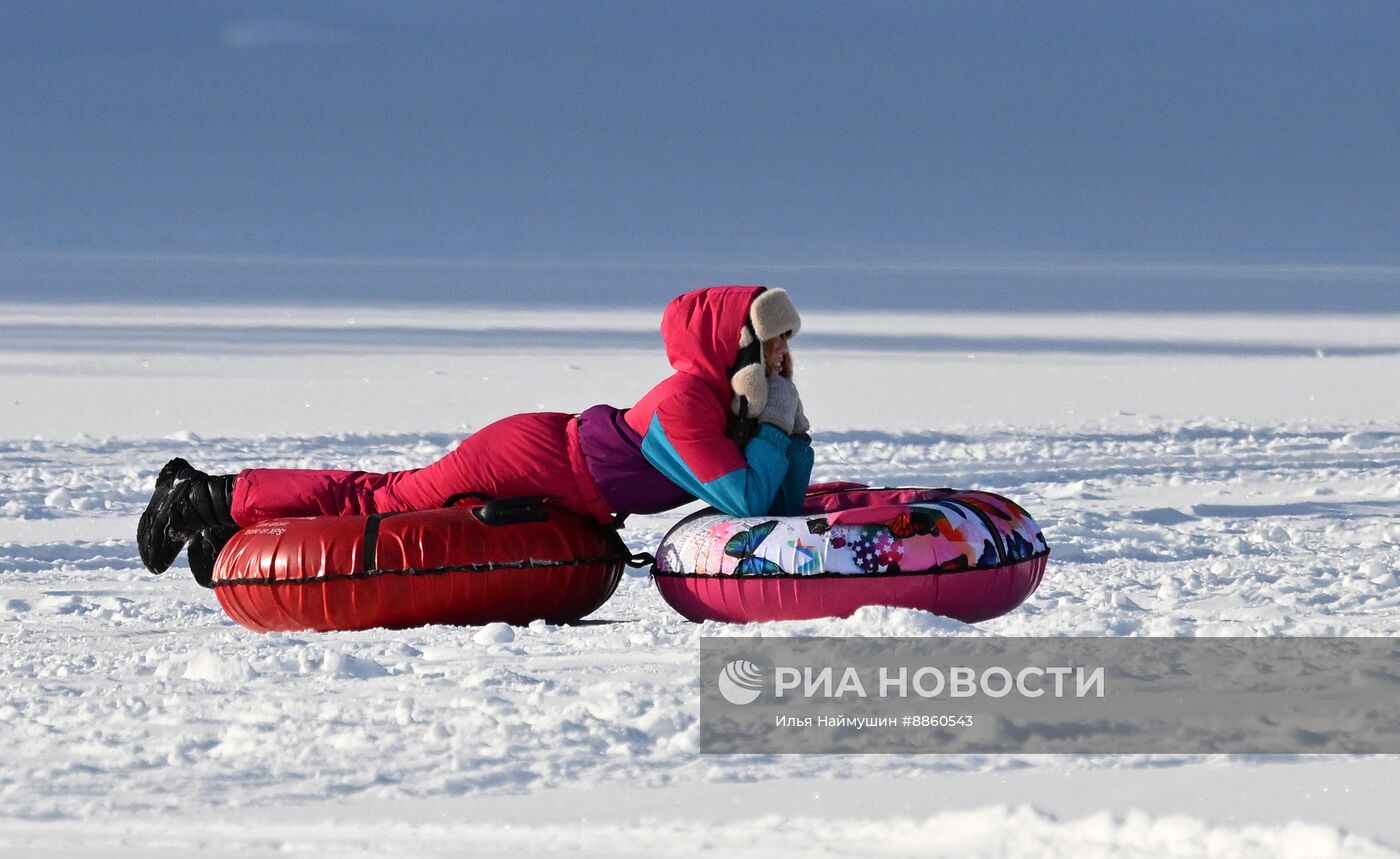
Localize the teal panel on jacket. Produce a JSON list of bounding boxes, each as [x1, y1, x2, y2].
[[640, 415, 793, 517], [772, 436, 815, 516]]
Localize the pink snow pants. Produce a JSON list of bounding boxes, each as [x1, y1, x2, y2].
[[230, 412, 615, 526]]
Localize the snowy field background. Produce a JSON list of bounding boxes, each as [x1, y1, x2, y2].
[[2, 301, 1399, 857]]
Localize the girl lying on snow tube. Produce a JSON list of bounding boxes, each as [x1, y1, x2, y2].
[[137, 286, 815, 588]]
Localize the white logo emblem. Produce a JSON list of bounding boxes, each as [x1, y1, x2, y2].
[[717, 659, 765, 705]]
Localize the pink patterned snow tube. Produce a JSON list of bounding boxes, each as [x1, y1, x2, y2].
[[652, 483, 1049, 624]]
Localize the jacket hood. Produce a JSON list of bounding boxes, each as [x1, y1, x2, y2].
[[659, 286, 766, 398]]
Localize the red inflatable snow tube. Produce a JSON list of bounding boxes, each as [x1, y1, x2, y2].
[[212, 497, 629, 633], [652, 483, 1049, 624]]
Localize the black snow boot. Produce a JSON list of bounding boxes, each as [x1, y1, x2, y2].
[[137, 458, 237, 578], [187, 525, 240, 589]]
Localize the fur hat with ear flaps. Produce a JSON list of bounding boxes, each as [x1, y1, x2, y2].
[[730, 288, 801, 421]]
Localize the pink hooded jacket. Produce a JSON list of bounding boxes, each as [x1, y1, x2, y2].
[[232, 286, 813, 525]]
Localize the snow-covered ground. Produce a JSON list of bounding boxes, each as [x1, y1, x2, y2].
[[2, 302, 1399, 857]]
